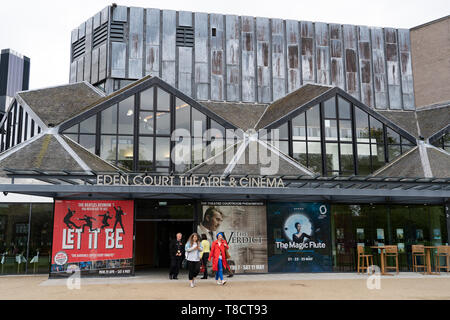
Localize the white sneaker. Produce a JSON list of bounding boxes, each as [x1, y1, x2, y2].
[[222, 280, 227, 285], [217, 280, 222, 285], [190, 282, 194, 288]]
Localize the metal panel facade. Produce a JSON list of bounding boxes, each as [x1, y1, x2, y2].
[[69, 5, 416, 110]]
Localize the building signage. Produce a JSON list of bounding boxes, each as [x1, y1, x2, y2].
[[96, 174, 285, 188], [267, 202, 332, 273], [51, 200, 134, 277]]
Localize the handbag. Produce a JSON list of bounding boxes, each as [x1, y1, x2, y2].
[[225, 248, 231, 260]]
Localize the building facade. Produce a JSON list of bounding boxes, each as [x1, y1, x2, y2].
[[0, 49, 30, 118], [0, 5, 448, 277]]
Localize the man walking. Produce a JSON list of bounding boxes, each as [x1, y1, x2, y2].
[[169, 233, 184, 280]]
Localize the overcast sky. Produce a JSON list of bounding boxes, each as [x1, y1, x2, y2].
[[1, 0, 449, 90]]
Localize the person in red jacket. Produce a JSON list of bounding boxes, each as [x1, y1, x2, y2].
[[208, 232, 229, 285]]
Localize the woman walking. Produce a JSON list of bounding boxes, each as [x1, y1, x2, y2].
[[185, 233, 203, 288], [208, 232, 229, 285], [200, 234, 210, 279]]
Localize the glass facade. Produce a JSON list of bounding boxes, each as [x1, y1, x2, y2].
[[331, 204, 448, 272], [272, 93, 416, 176], [0, 203, 53, 275], [63, 85, 229, 173]]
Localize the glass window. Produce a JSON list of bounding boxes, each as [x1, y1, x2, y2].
[[372, 144, 385, 171], [64, 134, 78, 143], [324, 97, 337, 119], [79, 135, 96, 154], [210, 120, 225, 139], [101, 105, 117, 135], [386, 127, 400, 145], [140, 87, 154, 110], [369, 117, 384, 145], [388, 144, 401, 162], [174, 136, 191, 173], [278, 141, 289, 155], [117, 136, 134, 170], [155, 137, 171, 167], [338, 97, 351, 120], [100, 136, 117, 163], [357, 144, 371, 176], [28, 204, 53, 274], [157, 88, 171, 111], [156, 112, 171, 135], [340, 144, 354, 174], [80, 116, 97, 134], [307, 142, 322, 173], [326, 143, 340, 174], [306, 105, 321, 141], [192, 138, 207, 165], [292, 113, 306, 140], [175, 99, 191, 132], [118, 97, 135, 135], [339, 120, 353, 142], [293, 141, 307, 167], [139, 112, 154, 135], [0, 204, 30, 275], [324, 120, 338, 141], [192, 108, 206, 137], [138, 137, 154, 168], [277, 123, 289, 140]]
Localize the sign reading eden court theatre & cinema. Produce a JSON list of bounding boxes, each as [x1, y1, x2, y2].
[[96, 174, 286, 188]]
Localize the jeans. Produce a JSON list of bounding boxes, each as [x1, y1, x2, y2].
[[215, 258, 223, 281]]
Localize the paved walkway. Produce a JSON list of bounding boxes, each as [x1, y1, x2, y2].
[[2, 271, 450, 300]]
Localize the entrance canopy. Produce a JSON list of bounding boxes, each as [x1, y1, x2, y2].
[[2, 170, 449, 205]]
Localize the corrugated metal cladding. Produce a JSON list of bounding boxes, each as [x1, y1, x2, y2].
[[69, 5, 416, 110]]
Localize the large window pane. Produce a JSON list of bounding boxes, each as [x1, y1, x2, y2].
[[369, 116, 384, 145], [357, 144, 372, 175], [138, 136, 154, 168], [80, 116, 96, 134], [118, 96, 135, 135], [293, 141, 307, 167], [340, 143, 354, 174], [101, 105, 117, 134], [100, 136, 117, 163], [156, 137, 171, 167], [386, 127, 400, 145], [277, 123, 289, 140], [117, 136, 134, 170], [139, 112, 154, 135], [324, 120, 338, 141], [192, 109, 206, 137], [338, 97, 351, 120], [0, 204, 29, 275], [292, 113, 306, 140], [388, 144, 401, 162], [156, 112, 171, 135], [79, 135, 96, 154], [324, 97, 337, 119], [306, 105, 321, 141], [29, 204, 53, 274], [307, 142, 322, 173], [157, 88, 171, 111], [339, 120, 353, 142], [175, 99, 191, 132], [140, 87, 154, 110], [326, 143, 340, 174], [355, 107, 369, 141], [372, 144, 385, 171]]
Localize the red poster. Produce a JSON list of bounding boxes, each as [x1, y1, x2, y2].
[[51, 200, 134, 274]]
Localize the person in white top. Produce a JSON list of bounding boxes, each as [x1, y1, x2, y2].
[[185, 233, 203, 288]]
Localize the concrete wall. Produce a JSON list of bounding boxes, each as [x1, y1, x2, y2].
[[410, 16, 450, 108], [69, 5, 416, 111]]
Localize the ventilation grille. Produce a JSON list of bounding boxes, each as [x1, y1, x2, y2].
[[72, 37, 86, 61], [110, 22, 125, 42], [176, 26, 194, 48], [93, 23, 108, 48]]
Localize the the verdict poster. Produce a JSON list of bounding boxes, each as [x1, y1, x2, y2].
[[51, 200, 134, 276], [268, 202, 332, 273], [199, 202, 268, 274]]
